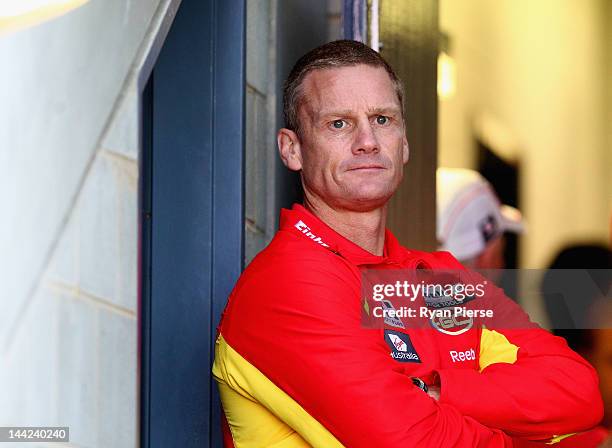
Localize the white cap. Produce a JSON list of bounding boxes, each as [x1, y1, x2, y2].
[[437, 168, 525, 261]]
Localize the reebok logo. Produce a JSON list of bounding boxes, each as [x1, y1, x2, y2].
[[294, 220, 330, 248], [450, 348, 476, 363]]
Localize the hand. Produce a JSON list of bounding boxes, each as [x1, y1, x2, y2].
[[599, 435, 612, 448], [427, 385, 440, 401]]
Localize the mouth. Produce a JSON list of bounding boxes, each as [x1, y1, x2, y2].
[[346, 165, 386, 171]]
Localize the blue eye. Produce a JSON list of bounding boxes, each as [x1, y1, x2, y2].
[[332, 120, 345, 129], [376, 115, 389, 125]]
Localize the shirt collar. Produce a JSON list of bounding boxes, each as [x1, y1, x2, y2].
[[279, 203, 417, 267]]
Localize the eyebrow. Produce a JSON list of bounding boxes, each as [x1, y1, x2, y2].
[[316, 105, 402, 120]]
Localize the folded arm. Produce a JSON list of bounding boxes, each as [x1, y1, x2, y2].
[[436, 273, 603, 440], [218, 258, 529, 447]]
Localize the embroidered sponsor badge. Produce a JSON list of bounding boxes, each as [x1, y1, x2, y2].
[[429, 314, 474, 335], [384, 330, 421, 363], [381, 299, 405, 329], [422, 283, 476, 309]]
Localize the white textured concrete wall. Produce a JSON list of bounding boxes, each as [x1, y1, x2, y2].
[[0, 0, 171, 446]]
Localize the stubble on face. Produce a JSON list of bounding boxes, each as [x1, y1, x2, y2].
[[296, 65, 408, 213]]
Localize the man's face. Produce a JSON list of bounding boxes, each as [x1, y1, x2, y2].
[[282, 64, 408, 212]]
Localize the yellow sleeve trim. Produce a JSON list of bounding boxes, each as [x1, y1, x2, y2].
[[546, 433, 577, 444], [479, 329, 519, 372], [212, 334, 344, 448]]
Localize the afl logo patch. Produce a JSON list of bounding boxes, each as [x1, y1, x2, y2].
[[429, 314, 474, 335]]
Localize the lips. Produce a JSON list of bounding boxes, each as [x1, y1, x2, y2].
[[341, 156, 392, 172], [346, 165, 386, 171]]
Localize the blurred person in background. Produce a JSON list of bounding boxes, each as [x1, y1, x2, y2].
[[542, 244, 611, 332], [587, 302, 612, 435], [542, 244, 612, 446], [436, 167, 524, 270]]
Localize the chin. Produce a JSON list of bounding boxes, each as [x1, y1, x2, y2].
[[352, 180, 398, 199], [337, 189, 394, 212]]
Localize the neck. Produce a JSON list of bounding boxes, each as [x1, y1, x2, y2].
[[303, 195, 388, 256]]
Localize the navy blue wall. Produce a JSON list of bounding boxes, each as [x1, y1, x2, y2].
[[140, 1, 245, 446]]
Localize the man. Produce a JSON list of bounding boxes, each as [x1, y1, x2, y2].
[[213, 40, 602, 447], [437, 167, 524, 269]]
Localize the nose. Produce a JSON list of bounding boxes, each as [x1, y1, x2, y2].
[[352, 120, 379, 155]]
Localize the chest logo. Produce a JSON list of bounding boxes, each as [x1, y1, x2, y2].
[[429, 314, 474, 336], [384, 330, 421, 363], [294, 220, 330, 248], [381, 299, 405, 329], [450, 348, 477, 363], [422, 284, 476, 309]]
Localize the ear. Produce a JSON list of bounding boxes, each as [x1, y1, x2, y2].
[[402, 133, 410, 164], [277, 128, 303, 171]]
